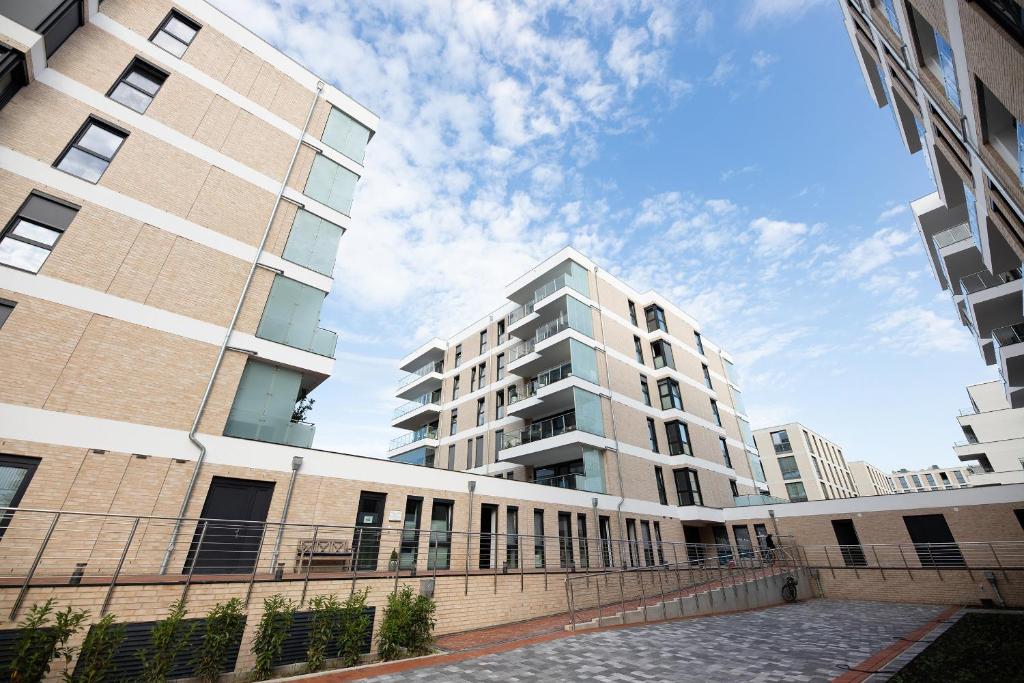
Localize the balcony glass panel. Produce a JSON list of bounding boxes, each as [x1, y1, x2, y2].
[[390, 446, 435, 466], [582, 447, 606, 494], [500, 411, 577, 449], [282, 209, 344, 276], [730, 386, 747, 416], [256, 275, 334, 357], [388, 426, 438, 451], [934, 30, 961, 112], [569, 339, 599, 384], [304, 154, 359, 215], [964, 183, 981, 250], [321, 107, 371, 164], [225, 361, 313, 447], [738, 419, 757, 450], [398, 359, 444, 388], [574, 388, 604, 437], [393, 391, 440, 418], [961, 267, 1023, 295], [733, 494, 788, 506], [932, 222, 972, 250], [565, 296, 594, 338]]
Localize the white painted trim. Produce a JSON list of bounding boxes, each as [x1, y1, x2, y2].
[[0, 146, 332, 293], [0, 266, 334, 376]]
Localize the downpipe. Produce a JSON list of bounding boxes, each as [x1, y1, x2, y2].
[[270, 455, 304, 569], [159, 81, 326, 574]]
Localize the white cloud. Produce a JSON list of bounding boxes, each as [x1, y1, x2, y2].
[[750, 216, 810, 257], [606, 26, 665, 91], [721, 164, 757, 181], [840, 227, 914, 277], [869, 307, 974, 354], [877, 203, 909, 222], [751, 50, 778, 70], [709, 52, 736, 85], [740, 0, 828, 28]]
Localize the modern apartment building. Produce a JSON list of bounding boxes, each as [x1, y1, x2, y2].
[[389, 247, 771, 512], [955, 379, 1024, 484], [839, 0, 1024, 408], [0, 0, 377, 502], [753, 423, 857, 502], [891, 464, 970, 493], [849, 460, 898, 496]]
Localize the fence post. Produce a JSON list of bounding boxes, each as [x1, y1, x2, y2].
[[991, 542, 1009, 580], [180, 519, 208, 605], [101, 517, 140, 616], [596, 573, 603, 625], [898, 544, 914, 580], [618, 569, 626, 617], [672, 544, 684, 612], [464, 531, 472, 596], [638, 569, 648, 622], [565, 579, 576, 631], [299, 525, 320, 607], [350, 528, 363, 596], [871, 545, 885, 580], [245, 520, 271, 607], [823, 545, 836, 579], [10, 511, 61, 619]]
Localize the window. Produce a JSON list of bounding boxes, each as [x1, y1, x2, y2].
[[0, 299, 13, 329], [507, 507, 519, 569], [730, 479, 739, 497], [702, 364, 712, 389], [719, 438, 732, 468], [633, 335, 644, 364], [479, 330, 488, 354], [577, 514, 590, 569], [640, 375, 652, 406], [924, 473, 937, 488], [978, 78, 1024, 186], [151, 10, 201, 57], [496, 353, 505, 380], [494, 429, 503, 459], [657, 378, 682, 411], [770, 430, 792, 454], [898, 476, 908, 488], [650, 339, 675, 369], [454, 344, 462, 366], [320, 106, 371, 164], [644, 304, 667, 333], [478, 362, 487, 388], [495, 390, 505, 419], [666, 420, 692, 456], [693, 331, 705, 355], [880, 0, 901, 34], [465, 439, 472, 469], [282, 209, 344, 276], [427, 499, 454, 570], [785, 481, 808, 502], [647, 418, 660, 453], [673, 468, 702, 506], [449, 409, 458, 436], [476, 398, 485, 427], [55, 118, 127, 183], [953, 470, 966, 485], [533, 509, 545, 567], [627, 299, 638, 326], [0, 454, 40, 540], [470, 367, 477, 392], [654, 466, 668, 505], [0, 192, 78, 273], [973, 0, 1024, 49], [803, 430, 814, 453], [452, 375, 460, 400], [710, 400, 722, 427], [447, 444, 455, 469], [497, 319, 506, 344], [778, 456, 800, 480], [108, 58, 167, 114], [474, 436, 483, 468]]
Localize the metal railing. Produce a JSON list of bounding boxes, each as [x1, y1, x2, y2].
[[530, 473, 584, 489], [388, 427, 438, 451], [960, 266, 1022, 295], [931, 222, 972, 250], [393, 393, 440, 418], [397, 360, 444, 388], [732, 494, 789, 506], [993, 322, 1024, 351], [508, 361, 574, 406], [500, 411, 577, 449]]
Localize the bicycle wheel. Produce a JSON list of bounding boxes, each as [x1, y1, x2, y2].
[[781, 582, 797, 603]]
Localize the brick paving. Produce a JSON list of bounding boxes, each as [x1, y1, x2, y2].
[[353, 600, 948, 682]]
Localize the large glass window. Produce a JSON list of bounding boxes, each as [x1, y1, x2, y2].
[[785, 482, 808, 502], [977, 78, 1024, 187], [282, 209, 344, 276], [633, 336, 644, 364], [55, 118, 127, 183], [778, 455, 801, 480], [647, 418, 660, 453], [654, 466, 668, 505], [108, 58, 167, 114], [628, 300, 638, 326], [321, 107, 372, 164], [710, 399, 722, 426], [673, 468, 703, 506], [151, 10, 201, 58], [644, 304, 667, 333], [0, 454, 40, 540], [533, 509, 546, 568], [427, 499, 453, 570], [719, 438, 732, 468], [666, 420, 692, 456], [650, 339, 675, 369], [658, 378, 682, 411], [0, 192, 78, 273], [304, 153, 359, 215], [770, 430, 792, 454], [640, 375, 652, 406]]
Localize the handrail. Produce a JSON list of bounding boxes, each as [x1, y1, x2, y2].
[[931, 222, 972, 250], [388, 428, 438, 451], [393, 393, 440, 418], [397, 359, 444, 388]]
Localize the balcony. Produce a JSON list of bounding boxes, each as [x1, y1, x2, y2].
[[508, 360, 575, 416], [993, 323, 1024, 408], [388, 426, 438, 454], [506, 259, 590, 306], [256, 275, 337, 358], [391, 394, 442, 430], [224, 409, 315, 448], [932, 222, 973, 251], [780, 470, 801, 481], [530, 472, 584, 489], [959, 267, 1023, 351], [398, 339, 445, 374], [396, 359, 443, 400], [507, 313, 587, 378], [501, 411, 577, 450], [732, 494, 789, 507]]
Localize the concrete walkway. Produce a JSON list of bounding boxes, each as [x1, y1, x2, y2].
[[350, 600, 948, 682]]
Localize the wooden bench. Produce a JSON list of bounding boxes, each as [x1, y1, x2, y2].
[[295, 538, 353, 573]]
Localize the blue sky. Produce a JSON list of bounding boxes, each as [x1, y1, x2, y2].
[[212, 0, 996, 468]]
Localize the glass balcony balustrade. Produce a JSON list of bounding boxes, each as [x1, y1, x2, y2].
[[224, 408, 314, 448], [388, 426, 439, 451], [499, 411, 577, 450], [994, 322, 1024, 377], [397, 359, 444, 388], [931, 222, 972, 250], [732, 494, 789, 506], [960, 267, 1023, 295], [393, 392, 440, 418], [508, 361, 574, 405]]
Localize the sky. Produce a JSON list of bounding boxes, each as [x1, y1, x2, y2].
[[211, 0, 997, 470]]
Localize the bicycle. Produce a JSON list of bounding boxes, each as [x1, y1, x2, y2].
[[781, 575, 798, 603]]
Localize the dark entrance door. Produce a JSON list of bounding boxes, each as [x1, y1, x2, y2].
[[712, 525, 732, 565], [831, 519, 867, 567], [185, 477, 274, 575], [558, 512, 575, 568], [479, 504, 498, 569], [353, 491, 386, 571], [683, 525, 706, 565], [399, 497, 422, 570], [904, 514, 964, 567]]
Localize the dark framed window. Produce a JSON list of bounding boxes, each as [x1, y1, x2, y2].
[[0, 298, 14, 329], [449, 409, 458, 436], [647, 417, 659, 453], [719, 437, 732, 468], [496, 353, 505, 380], [702, 364, 712, 389], [654, 466, 668, 505], [673, 468, 702, 506], [454, 344, 462, 366], [650, 339, 674, 369], [447, 445, 455, 470], [497, 319, 506, 344], [108, 58, 168, 113], [666, 420, 692, 456], [451, 375, 460, 400], [657, 378, 682, 411], [55, 117, 127, 183], [633, 335, 644, 364], [644, 304, 667, 333], [495, 390, 505, 419], [640, 375, 652, 406], [474, 436, 483, 468], [627, 299, 638, 326], [0, 191, 79, 273], [476, 398, 485, 426], [478, 362, 487, 388], [730, 480, 739, 497], [770, 430, 792, 454], [151, 10, 201, 58], [694, 331, 705, 355], [479, 329, 488, 353], [710, 399, 722, 426], [0, 454, 41, 539]]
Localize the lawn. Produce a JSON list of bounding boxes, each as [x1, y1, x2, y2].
[[890, 612, 1024, 682]]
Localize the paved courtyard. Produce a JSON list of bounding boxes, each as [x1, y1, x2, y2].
[[362, 600, 947, 682]]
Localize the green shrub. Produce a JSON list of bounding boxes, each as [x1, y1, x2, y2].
[[376, 585, 436, 662], [74, 613, 125, 683], [139, 599, 194, 683], [305, 594, 342, 673], [8, 598, 89, 683], [337, 588, 371, 668], [192, 598, 246, 683], [251, 594, 295, 680]]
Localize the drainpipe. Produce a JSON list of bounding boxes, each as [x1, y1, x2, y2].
[[159, 81, 326, 574], [465, 480, 475, 595], [591, 267, 627, 563], [269, 455, 304, 568]]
